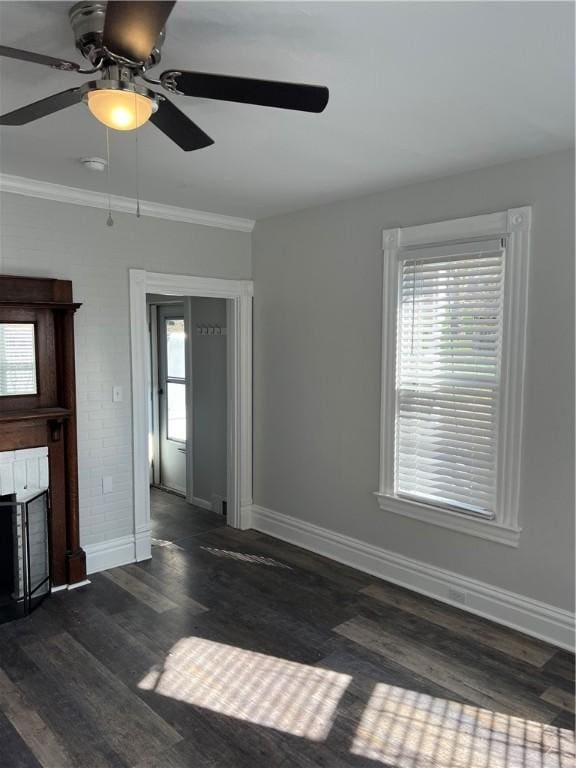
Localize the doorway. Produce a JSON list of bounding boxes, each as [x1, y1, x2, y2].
[[130, 270, 253, 564], [149, 296, 229, 510]]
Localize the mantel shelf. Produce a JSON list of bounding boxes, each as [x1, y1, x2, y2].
[[0, 407, 71, 424], [0, 302, 82, 311]]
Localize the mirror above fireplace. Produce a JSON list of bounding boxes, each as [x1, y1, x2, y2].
[[0, 323, 37, 396]]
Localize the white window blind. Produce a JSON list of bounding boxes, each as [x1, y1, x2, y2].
[[394, 239, 506, 518]]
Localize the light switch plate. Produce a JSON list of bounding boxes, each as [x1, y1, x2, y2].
[[112, 385, 123, 402]]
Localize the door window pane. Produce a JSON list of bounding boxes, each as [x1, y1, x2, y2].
[[0, 324, 37, 396], [166, 319, 185, 379], [167, 382, 186, 441]]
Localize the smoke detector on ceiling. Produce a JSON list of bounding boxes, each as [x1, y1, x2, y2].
[[80, 156, 107, 171]]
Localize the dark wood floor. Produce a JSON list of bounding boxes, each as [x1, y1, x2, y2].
[[149, 487, 227, 543], [0, 489, 573, 767]]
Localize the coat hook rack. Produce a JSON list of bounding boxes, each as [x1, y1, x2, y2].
[[196, 324, 227, 336]]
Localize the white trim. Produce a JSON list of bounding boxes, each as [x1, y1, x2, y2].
[[0, 173, 255, 232], [378, 207, 531, 541], [84, 535, 136, 574], [184, 298, 195, 505], [250, 505, 574, 651], [135, 526, 151, 562], [389, 209, 513, 249], [148, 303, 161, 487], [130, 270, 254, 560], [191, 496, 213, 511], [374, 493, 521, 546]]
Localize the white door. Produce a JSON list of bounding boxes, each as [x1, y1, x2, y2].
[[158, 306, 187, 494]]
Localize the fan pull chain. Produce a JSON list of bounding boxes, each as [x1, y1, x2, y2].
[[105, 127, 114, 227], [134, 90, 141, 218], [411, 259, 416, 355]]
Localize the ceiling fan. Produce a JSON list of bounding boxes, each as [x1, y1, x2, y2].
[[0, 0, 329, 151]]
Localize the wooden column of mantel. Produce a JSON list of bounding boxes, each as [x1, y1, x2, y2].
[[0, 275, 86, 586]]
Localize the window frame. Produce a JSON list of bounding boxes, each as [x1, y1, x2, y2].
[[375, 207, 532, 547]]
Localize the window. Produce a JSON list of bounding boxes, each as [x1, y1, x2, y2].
[[165, 318, 186, 441], [376, 208, 531, 546]]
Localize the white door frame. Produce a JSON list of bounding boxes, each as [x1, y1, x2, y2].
[[129, 269, 254, 561]]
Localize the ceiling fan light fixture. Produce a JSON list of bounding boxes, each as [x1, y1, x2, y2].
[[87, 88, 154, 130]]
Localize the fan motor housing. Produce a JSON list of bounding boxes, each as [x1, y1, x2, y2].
[[69, 1, 165, 68]]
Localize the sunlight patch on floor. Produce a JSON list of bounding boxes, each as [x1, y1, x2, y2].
[[151, 538, 184, 549], [200, 546, 292, 569], [138, 637, 574, 766], [138, 637, 351, 740], [351, 682, 574, 768]]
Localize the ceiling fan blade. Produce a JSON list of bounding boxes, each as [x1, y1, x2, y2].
[[150, 96, 214, 151], [161, 70, 329, 113], [102, 1, 176, 63], [0, 88, 83, 126], [0, 45, 80, 72]]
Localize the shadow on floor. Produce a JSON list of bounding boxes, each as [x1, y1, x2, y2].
[[150, 486, 226, 545]]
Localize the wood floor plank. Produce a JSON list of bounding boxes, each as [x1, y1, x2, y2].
[[362, 582, 556, 667], [131, 740, 216, 768], [0, 667, 75, 768], [102, 567, 180, 613], [317, 646, 476, 708], [0, 709, 43, 768], [22, 632, 182, 765], [541, 686, 576, 713], [122, 563, 209, 615], [333, 615, 560, 723], [7, 668, 128, 768], [356, 598, 559, 704], [543, 650, 576, 683], [552, 711, 576, 730], [43, 595, 166, 689]]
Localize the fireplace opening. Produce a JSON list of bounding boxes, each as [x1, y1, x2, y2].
[[0, 447, 51, 624], [0, 490, 51, 624], [0, 493, 16, 609]]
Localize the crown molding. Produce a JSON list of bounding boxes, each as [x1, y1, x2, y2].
[[0, 173, 255, 233]]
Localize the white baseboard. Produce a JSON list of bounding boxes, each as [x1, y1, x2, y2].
[[191, 496, 213, 511], [84, 534, 136, 575], [135, 526, 152, 562], [250, 505, 575, 651]]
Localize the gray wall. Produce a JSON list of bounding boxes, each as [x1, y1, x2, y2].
[[188, 297, 228, 505], [252, 149, 574, 611], [0, 193, 251, 548]]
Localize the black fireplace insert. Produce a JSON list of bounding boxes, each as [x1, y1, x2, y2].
[[0, 489, 51, 624]]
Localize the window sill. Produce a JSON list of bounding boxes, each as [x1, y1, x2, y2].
[[374, 492, 521, 547]]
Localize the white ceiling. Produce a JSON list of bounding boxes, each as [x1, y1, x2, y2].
[[0, 1, 573, 220]]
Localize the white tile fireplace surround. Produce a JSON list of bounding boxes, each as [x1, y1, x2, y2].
[[0, 447, 49, 496], [0, 447, 49, 599]]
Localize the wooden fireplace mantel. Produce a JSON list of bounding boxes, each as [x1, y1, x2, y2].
[[0, 275, 85, 586]]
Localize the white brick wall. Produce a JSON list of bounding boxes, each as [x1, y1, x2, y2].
[[0, 192, 251, 549]]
